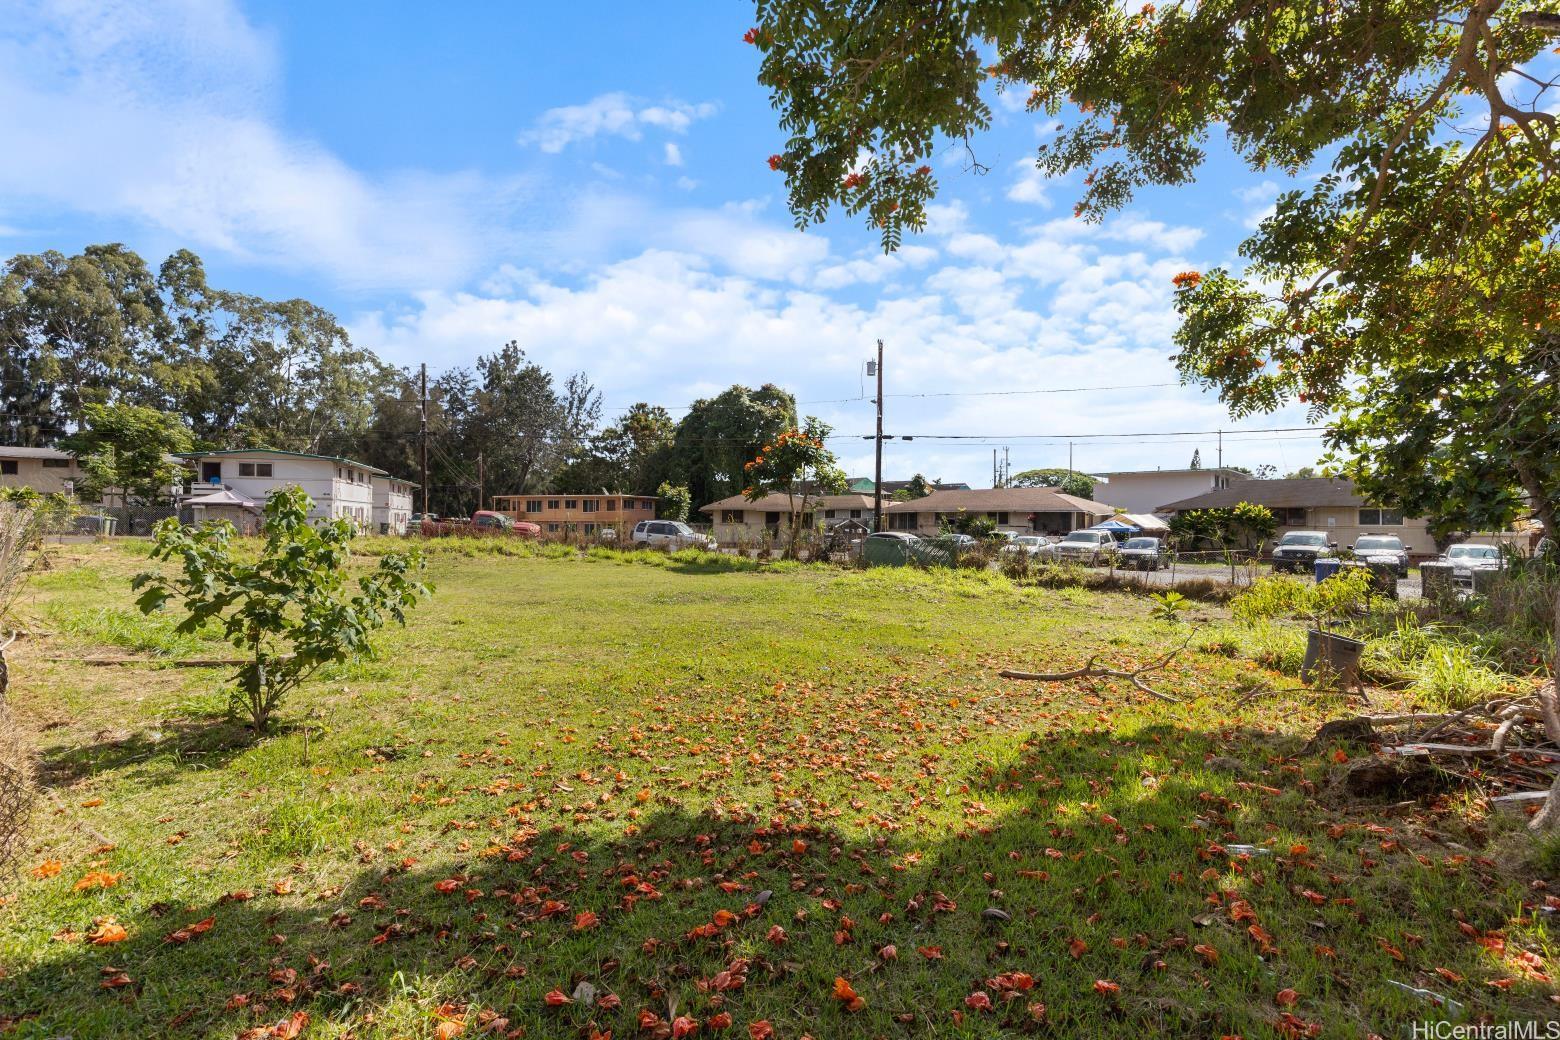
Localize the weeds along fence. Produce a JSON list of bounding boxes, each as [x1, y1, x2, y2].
[[0, 502, 40, 888]]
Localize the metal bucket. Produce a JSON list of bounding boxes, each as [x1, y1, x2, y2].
[[1301, 629, 1365, 688]]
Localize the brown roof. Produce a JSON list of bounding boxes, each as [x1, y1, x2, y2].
[[884, 487, 1115, 515], [701, 492, 875, 514], [1158, 476, 1366, 512]]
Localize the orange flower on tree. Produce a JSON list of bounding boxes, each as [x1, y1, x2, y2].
[[1172, 270, 1202, 289]]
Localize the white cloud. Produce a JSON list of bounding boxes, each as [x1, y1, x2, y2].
[[518, 92, 716, 153], [664, 141, 684, 167], [0, 0, 535, 289], [1007, 160, 1053, 206]]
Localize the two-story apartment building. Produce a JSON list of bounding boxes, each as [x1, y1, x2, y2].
[[489, 493, 657, 535], [1094, 467, 1250, 516], [0, 445, 84, 496], [178, 449, 400, 529], [373, 476, 417, 535]]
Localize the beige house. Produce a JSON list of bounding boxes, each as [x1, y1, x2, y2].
[[1157, 477, 1439, 555], [491, 493, 658, 536], [0, 445, 84, 495], [884, 487, 1116, 535], [701, 492, 876, 541], [1095, 467, 1250, 516]]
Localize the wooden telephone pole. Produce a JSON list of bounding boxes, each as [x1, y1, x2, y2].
[[419, 363, 429, 515], [872, 339, 884, 532]]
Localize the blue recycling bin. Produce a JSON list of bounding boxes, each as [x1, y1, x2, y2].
[[1313, 558, 1342, 583]]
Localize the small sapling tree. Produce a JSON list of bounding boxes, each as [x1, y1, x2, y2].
[[133, 486, 431, 733]]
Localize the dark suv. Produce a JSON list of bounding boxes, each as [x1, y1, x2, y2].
[[1271, 531, 1335, 573]]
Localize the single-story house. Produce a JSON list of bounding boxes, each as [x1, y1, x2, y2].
[[178, 448, 402, 529], [884, 487, 1116, 535], [0, 445, 84, 496], [701, 492, 877, 541], [1094, 467, 1250, 516], [489, 493, 657, 536], [1157, 476, 1439, 554]]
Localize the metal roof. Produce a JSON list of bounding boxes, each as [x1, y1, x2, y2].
[[0, 445, 73, 460], [176, 447, 392, 477]]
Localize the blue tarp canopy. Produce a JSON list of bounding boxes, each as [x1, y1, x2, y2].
[[1090, 519, 1140, 533]]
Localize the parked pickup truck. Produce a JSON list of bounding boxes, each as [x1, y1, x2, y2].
[[420, 511, 540, 537]]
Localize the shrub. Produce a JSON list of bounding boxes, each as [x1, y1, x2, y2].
[[134, 487, 432, 733]]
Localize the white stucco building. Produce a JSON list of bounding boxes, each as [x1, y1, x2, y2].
[[178, 449, 409, 530], [372, 475, 417, 535], [1094, 468, 1250, 516]]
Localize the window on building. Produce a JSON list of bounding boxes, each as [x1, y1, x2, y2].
[[997, 512, 1009, 525], [547, 499, 560, 509], [824, 509, 836, 519], [606, 499, 617, 510], [1359, 507, 1405, 526], [238, 462, 274, 477], [721, 509, 743, 524], [1273, 507, 1307, 526], [527, 499, 543, 512], [564, 499, 577, 510], [850, 509, 861, 519], [0, 461, 16, 475], [41, 458, 69, 469], [581, 500, 597, 512], [547, 523, 559, 532]]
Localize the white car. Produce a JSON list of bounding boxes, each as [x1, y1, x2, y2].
[[1053, 529, 1116, 564], [1441, 543, 1503, 582], [631, 520, 716, 551], [1351, 534, 1411, 578], [1003, 534, 1049, 555]]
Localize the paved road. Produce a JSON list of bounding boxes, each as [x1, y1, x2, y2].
[[1104, 560, 1422, 598]]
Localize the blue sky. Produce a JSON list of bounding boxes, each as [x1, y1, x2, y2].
[[0, 0, 1329, 485]]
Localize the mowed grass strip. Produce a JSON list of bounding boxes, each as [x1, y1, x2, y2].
[[0, 544, 1553, 1038]]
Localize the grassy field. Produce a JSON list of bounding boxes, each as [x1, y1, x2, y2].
[[0, 542, 1554, 1038]]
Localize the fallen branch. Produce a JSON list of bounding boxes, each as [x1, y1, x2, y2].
[[1000, 636, 1191, 704]]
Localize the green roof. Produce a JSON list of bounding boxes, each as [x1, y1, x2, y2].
[[176, 447, 392, 477]]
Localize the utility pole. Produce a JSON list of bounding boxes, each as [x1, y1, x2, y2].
[[419, 362, 429, 516], [1217, 429, 1223, 470], [1003, 446, 1010, 487], [476, 451, 485, 511], [1068, 441, 1074, 475], [992, 449, 998, 488], [872, 339, 884, 532]]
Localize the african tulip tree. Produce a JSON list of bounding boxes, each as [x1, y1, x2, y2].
[[743, 417, 848, 559], [752, 0, 1560, 665]]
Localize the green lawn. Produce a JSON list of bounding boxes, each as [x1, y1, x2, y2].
[[0, 543, 1553, 1038]]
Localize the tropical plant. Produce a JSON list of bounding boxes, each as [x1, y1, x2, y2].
[[60, 403, 192, 526], [133, 487, 432, 733], [656, 481, 692, 522], [742, 417, 847, 559], [1150, 590, 1191, 624], [1009, 468, 1094, 499]]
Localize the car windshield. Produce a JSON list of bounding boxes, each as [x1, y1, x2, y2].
[[1014, 536, 1043, 546], [1123, 538, 1158, 549], [1355, 537, 1401, 551], [1279, 533, 1328, 547], [668, 522, 694, 535], [1062, 532, 1098, 543], [1448, 545, 1498, 560]]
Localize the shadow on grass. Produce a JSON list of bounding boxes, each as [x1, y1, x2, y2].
[[2, 725, 1550, 1039], [35, 716, 256, 789]]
